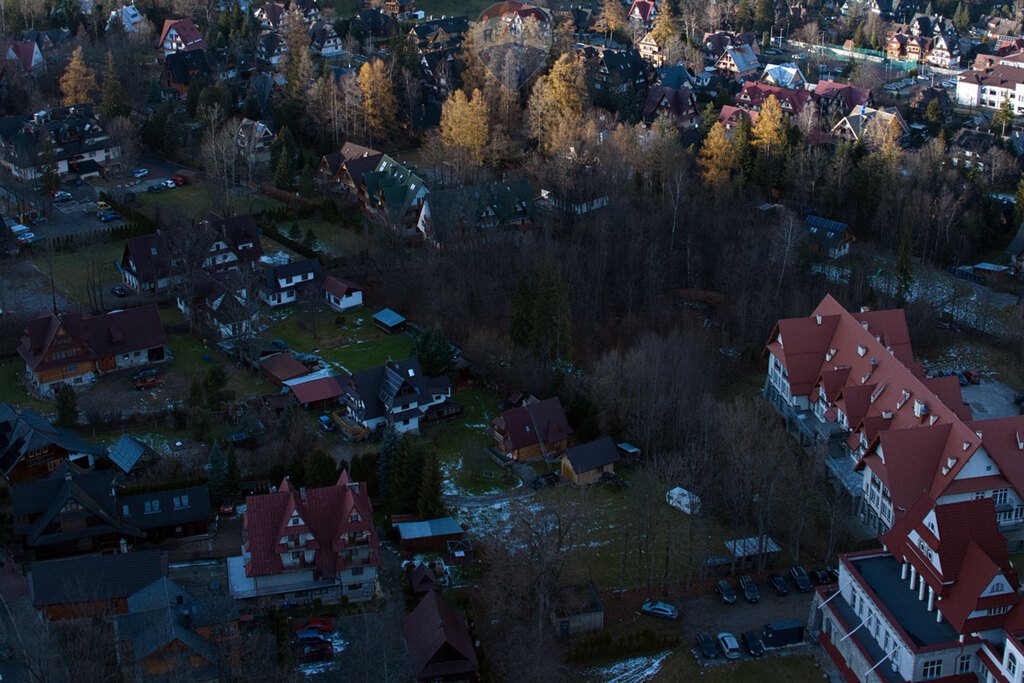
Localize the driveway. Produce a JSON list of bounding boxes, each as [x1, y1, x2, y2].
[[963, 379, 1019, 419]]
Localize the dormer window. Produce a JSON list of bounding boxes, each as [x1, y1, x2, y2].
[[350, 512, 360, 522]]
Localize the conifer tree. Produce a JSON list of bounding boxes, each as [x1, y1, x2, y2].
[[60, 46, 97, 106], [509, 276, 535, 347], [358, 59, 397, 142], [417, 453, 446, 519], [98, 51, 123, 119]]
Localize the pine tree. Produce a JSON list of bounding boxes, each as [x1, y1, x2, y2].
[[895, 223, 914, 303], [378, 427, 403, 506], [527, 53, 588, 155], [307, 449, 338, 487], [243, 93, 262, 120], [698, 122, 738, 189], [953, 2, 971, 31], [37, 135, 61, 195], [994, 94, 1014, 136], [298, 164, 315, 197], [416, 453, 446, 519], [98, 52, 123, 119], [412, 324, 456, 377], [303, 227, 317, 248], [274, 152, 294, 191], [529, 259, 573, 362], [732, 113, 755, 182], [753, 0, 773, 32], [440, 88, 490, 166], [203, 364, 231, 411], [358, 59, 397, 142], [282, 7, 313, 106], [54, 386, 78, 428], [60, 46, 97, 106], [649, 3, 678, 46], [509, 275, 534, 347], [208, 442, 229, 503], [286, 452, 307, 487]]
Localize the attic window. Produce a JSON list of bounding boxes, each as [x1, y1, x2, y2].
[[929, 414, 939, 425], [408, 369, 415, 377], [963, 441, 971, 451], [869, 383, 886, 404], [913, 399, 927, 418], [896, 390, 911, 410], [881, 410, 893, 419], [946, 457, 957, 469], [1016, 431, 1023, 450], [857, 345, 867, 357]]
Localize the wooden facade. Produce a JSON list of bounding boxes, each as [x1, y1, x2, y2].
[[561, 456, 615, 486]]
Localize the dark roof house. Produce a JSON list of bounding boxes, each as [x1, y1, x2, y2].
[[403, 590, 479, 681]]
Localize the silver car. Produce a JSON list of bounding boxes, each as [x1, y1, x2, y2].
[[717, 632, 741, 660], [641, 599, 679, 620]]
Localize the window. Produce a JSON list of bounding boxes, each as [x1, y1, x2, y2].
[[144, 499, 160, 514], [995, 489, 1009, 505], [291, 551, 301, 559], [173, 495, 189, 510], [64, 364, 77, 373], [922, 659, 943, 679], [974, 491, 987, 500], [122, 504, 130, 517], [1005, 652, 1016, 677], [349, 512, 360, 522], [352, 566, 364, 576], [988, 605, 1011, 616]]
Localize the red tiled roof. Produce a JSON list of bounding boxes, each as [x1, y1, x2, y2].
[[862, 425, 952, 517], [718, 105, 756, 128], [243, 472, 379, 578], [813, 80, 871, 109], [940, 542, 1017, 632], [0, 40, 39, 72], [160, 18, 206, 52], [969, 415, 1024, 497], [492, 397, 573, 452], [629, 0, 655, 22], [737, 82, 812, 116], [923, 376, 972, 422]]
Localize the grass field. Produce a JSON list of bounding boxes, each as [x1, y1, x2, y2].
[[40, 240, 124, 305], [422, 385, 509, 495], [135, 186, 285, 222], [0, 361, 50, 413], [269, 308, 415, 373]]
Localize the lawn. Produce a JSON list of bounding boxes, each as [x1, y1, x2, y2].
[[136, 185, 215, 220], [269, 308, 415, 373], [39, 240, 124, 305], [164, 326, 271, 399], [0, 361, 51, 413], [422, 385, 510, 496]]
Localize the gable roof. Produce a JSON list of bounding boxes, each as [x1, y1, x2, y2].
[[31, 550, 167, 606], [108, 435, 149, 473], [494, 397, 573, 451], [403, 590, 479, 680], [0, 404, 105, 476], [813, 80, 872, 109], [565, 436, 620, 473], [289, 375, 344, 404], [260, 352, 309, 384], [242, 473, 379, 578], [159, 18, 206, 52], [324, 275, 362, 299], [738, 81, 811, 115], [164, 49, 210, 86]]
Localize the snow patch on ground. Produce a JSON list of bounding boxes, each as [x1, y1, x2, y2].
[[586, 650, 673, 683]]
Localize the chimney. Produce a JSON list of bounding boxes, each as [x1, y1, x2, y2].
[[815, 314, 822, 325], [1017, 431, 1024, 451], [300, 487, 307, 502]]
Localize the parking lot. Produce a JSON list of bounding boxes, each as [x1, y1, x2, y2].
[[963, 379, 1020, 419]]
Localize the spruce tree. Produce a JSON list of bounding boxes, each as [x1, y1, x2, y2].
[[509, 276, 534, 348], [55, 387, 78, 428], [307, 449, 338, 487], [530, 259, 573, 362], [274, 151, 294, 191], [286, 452, 307, 487], [98, 52, 123, 119], [412, 324, 456, 377], [895, 223, 914, 304], [226, 447, 240, 496], [417, 453, 446, 519]]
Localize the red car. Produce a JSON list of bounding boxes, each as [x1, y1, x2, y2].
[[964, 370, 981, 384], [171, 174, 189, 186], [293, 618, 333, 634]]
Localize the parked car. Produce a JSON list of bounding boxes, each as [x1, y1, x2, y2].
[[171, 174, 189, 186], [742, 631, 765, 657], [295, 628, 330, 642], [162, 179, 177, 189], [695, 632, 717, 659], [717, 632, 741, 660], [132, 368, 159, 382], [97, 211, 120, 223], [219, 500, 237, 515], [317, 415, 336, 431], [964, 370, 981, 384], [739, 575, 760, 603], [131, 167, 149, 179], [272, 338, 289, 351], [298, 640, 333, 663], [715, 579, 737, 605], [811, 568, 832, 585], [955, 371, 968, 386], [640, 600, 679, 620], [110, 285, 128, 297], [293, 618, 333, 634], [767, 574, 789, 596], [790, 566, 814, 593], [53, 190, 72, 202], [146, 184, 163, 194], [16, 232, 36, 245]]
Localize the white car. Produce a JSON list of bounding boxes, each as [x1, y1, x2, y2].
[[161, 179, 177, 189], [53, 190, 72, 202], [717, 632, 741, 660]]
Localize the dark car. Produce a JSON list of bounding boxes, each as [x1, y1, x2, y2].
[[97, 211, 120, 223], [964, 370, 981, 384], [768, 574, 789, 596], [272, 338, 289, 351], [742, 631, 765, 657], [811, 568, 832, 585], [531, 473, 559, 490], [295, 628, 330, 642], [739, 575, 760, 603], [790, 566, 814, 593], [715, 579, 737, 605], [131, 367, 159, 382], [955, 371, 968, 386], [146, 184, 163, 194], [298, 641, 333, 663], [695, 632, 717, 659], [110, 285, 128, 297]]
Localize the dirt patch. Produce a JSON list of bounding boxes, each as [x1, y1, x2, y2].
[[0, 260, 70, 317]]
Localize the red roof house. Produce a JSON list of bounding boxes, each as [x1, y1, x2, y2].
[[259, 353, 309, 386], [159, 18, 206, 57], [490, 397, 573, 461], [234, 472, 380, 603], [736, 82, 812, 118], [403, 590, 479, 681]]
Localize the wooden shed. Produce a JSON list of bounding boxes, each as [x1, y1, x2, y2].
[[561, 437, 620, 486], [394, 517, 465, 553]]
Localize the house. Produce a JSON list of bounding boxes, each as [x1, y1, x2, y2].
[[701, 30, 759, 65], [805, 215, 851, 259], [178, 271, 260, 340], [253, 1, 285, 29], [0, 39, 44, 78], [342, 152, 428, 233], [736, 82, 812, 118], [831, 106, 908, 148], [957, 62, 1024, 115], [18, 305, 169, 397], [324, 276, 363, 312], [408, 562, 439, 595], [0, 403, 105, 484], [637, 32, 664, 67], [642, 85, 700, 128], [491, 396, 573, 461], [714, 44, 760, 81], [718, 105, 756, 131], [980, 15, 1022, 42], [352, 8, 398, 43], [309, 20, 344, 56], [656, 65, 695, 90], [259, 352, 309, 386], [394, 517, 465, 553], [258, 258, 323, 308], [339, 358, 453, 434], [909, 86, 952, 122], [236, 118, 273, 161], [812, 81, 873, 122], [256, 31, 286, 67], [293, 0, 320, 22], [30, 550, 168, 620], [0, 105, 120, 181], [12, 463, 210, 560], [158, 18, 206, 57], [550, 584, 604, 636], [408, 16, 469, 54], [760, 62, 805, 88], [403, 590, 479, 682], [162, 49, 211, 97], [949, 128, 995, 172], [416, 179, 535, 247], [627, 0, 656, 29], [576, 46, 651, 96], [561, 436, 620, 486], [372, 307, 406, 333], [229, 472, 380, 605], [106, 3, 144, 32], [114, 577, 240, 682]]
